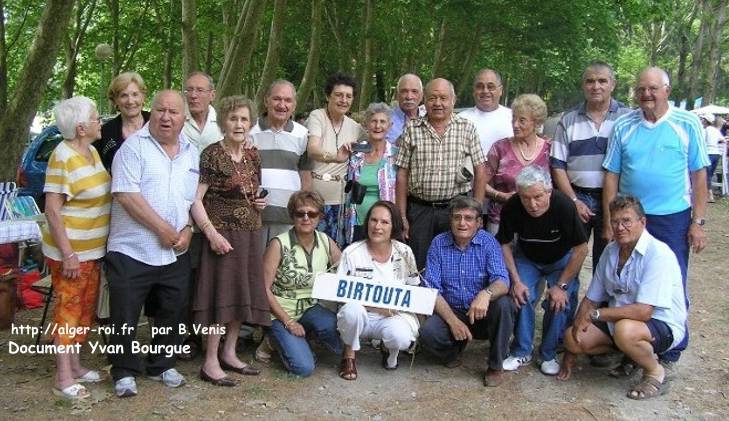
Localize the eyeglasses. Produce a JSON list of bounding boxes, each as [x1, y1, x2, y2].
[[609, 217, 638, 229], [81, 116, 102, 126], [294, 210, 320, 219], [184, 87, 212, 95], [451, 214, 478, 223], [476, 83, 501, 92], [635, 85, 666, 95]]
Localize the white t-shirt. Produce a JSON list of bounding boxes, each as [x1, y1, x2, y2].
[[459, 105, 514, 157], [705, 125, 723, 155]]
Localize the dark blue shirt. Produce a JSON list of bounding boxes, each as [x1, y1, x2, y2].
[[425, 229, 510, 312]]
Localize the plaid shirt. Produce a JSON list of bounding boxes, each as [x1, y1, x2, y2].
[[424, 229, 510, 312], [394, 113, 485, 201]]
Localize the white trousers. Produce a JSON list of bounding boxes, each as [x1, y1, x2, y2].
[[337, 302, 413, 353]]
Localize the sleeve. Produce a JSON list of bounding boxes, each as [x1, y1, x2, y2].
[[111, 139, 142, 194], [495, 198, 516, 244], [423, 238, 443, 291], [468, 124, 487, 166], [634, 244, 678, 309], [305, 109, 324, 138], [485, 141, 501, 178], [484, 234, 510, 288], [566, 199, 588, 246], [602, 123, 622, 173], [549, 118, 569, 169], [394, 123, 413, 169], [298, 151, 313, 171], [199, 145, 216, 186], [687, 116, 711, 171], [585, 263, 609, 303], [336, 247, 353, 277], [43, 146, 73, 199]]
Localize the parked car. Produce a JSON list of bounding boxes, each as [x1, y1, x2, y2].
[[16, 125, 63, 210]]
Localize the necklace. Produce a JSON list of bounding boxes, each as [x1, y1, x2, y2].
[[222, 141, 255, 205], [326, 108, 343, 145], [517, 139, 539, 161]]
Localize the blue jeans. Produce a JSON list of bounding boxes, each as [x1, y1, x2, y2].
[[574, 190, 607, 272], [511, 250, 579, 362], [646, 209, 691, 362], [269, 304, 342, 377]]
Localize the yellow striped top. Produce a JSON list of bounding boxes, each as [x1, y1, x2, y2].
[[41, 141, 112, 261]]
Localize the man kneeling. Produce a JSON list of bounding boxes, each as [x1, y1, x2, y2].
[[557, 196, 686, 400]]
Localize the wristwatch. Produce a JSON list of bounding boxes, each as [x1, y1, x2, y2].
[[590, 309, 600, 322], [558, 282, 569, 291], [692, 218, 706, 226]]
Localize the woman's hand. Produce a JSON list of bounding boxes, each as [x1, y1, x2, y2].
[[253, 197, 267, 210], [208, 230, 234, 255], [62, 254, 80, 279], [335, 143, 352, 162]]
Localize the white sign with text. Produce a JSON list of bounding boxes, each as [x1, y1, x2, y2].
[[312, 273, 438, 315]]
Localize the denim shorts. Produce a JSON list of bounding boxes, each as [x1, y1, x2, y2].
[[594, 318, 674, 354]]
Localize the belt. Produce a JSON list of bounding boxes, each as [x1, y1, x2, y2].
[[408, 194, 466, 208], [571, 184, 602, 196], [312, 171, 342, 182]]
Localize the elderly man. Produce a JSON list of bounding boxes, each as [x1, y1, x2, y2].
[[106, 90, 199, 398], [250, 80, 311, 243], [183, 71, 222, 152], [395, 78, 487, 270], [497, 166, 587, 375], [602, 67, 709, 365], [419, 197, 515, 387], [551, 62, 630, 271], [558, 196, 686, 400], [386, 73, 425, 145], [699, 113, 723, 203], [459, 68, 513, 156]]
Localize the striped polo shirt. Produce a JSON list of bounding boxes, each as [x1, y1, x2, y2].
[[603, 107, 710, 215], [550, 99, 630, 189], [250, 115, 311, 224], [42, 141, 112, 261]]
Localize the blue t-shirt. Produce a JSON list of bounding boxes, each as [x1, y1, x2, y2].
[[603, 107, 709, 215]]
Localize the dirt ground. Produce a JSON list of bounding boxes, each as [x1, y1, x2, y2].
[[1, 200, 728, 421]]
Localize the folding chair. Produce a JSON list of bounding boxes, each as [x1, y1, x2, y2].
[[0, 182, 18, 222]]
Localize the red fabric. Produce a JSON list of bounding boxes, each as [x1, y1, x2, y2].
[[17, 270, 43, 309], [0, 244, 18, 267]]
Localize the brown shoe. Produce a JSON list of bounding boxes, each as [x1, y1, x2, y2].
[[199, 369, 236, 387], [339, 357, 357, 380], [483, 367, 504, 387]]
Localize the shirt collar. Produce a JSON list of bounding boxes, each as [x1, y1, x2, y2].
[[288, 228, 320, 249], [184, 104, 216, 129], [257, 114, 294, 132], [577, 98, 621, 115], [415, 112, 459, 128], [442, 229, 486, 249], [632, 229, 652, 256], [138, 122, 192, 153]]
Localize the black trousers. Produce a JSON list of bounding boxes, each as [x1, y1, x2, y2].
[[407, 200, 451, 271], [419, 296, 516, 370], [106, 251, 191, 381]]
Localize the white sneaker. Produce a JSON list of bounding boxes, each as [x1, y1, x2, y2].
[[114, 376, 137, 398], [502, 355, 532, 371], [540, 359, 560, 375], [148, 368, 186, 388]]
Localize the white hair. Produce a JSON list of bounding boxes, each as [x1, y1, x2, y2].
[[53, 96, 97, 140], [397, 73, 423, 92], [515, 165, 553, 191]]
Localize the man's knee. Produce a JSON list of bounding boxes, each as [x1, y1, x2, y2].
[[419, 315, 448, 347], [613, 319, 649, 349], [490, 295, 516, 317], [337, 303, 366, 326], [562, 327, 583, 354]]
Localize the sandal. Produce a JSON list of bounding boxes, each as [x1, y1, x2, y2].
[[75, 370, 104, 383], [627, 375, 670, 400], [339, 357, 357, 380], [255, 336, 274, 364], [52, 383, 90, 400], [608, 360, 638, 378]]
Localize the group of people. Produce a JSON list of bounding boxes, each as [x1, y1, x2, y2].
[[40, 61, 708, 402]]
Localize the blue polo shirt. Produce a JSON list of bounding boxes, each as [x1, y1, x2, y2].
[[603, 107, 709, 215]]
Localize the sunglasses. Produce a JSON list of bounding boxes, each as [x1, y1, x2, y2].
[[294, 210, 320, 219]]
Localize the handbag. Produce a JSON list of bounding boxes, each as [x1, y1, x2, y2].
[[345, 180, 367, 205]]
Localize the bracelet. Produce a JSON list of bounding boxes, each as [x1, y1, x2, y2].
[[184, 224, 193, 231], [284, 319, 295, 329], [63, 252, 76, 260], [200, 221, 213, 232]]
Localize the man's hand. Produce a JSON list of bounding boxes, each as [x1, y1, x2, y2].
[[574, 199, 595, 224], [62, 254, 80, 279], [571, 314, 592, 345], [547, 285, 569, 312], [466, 290, 491, 324], [510, 280, 529, 308], [286, 321, 306, 337], [173, 226, 193, 253], [688, 223, 707, 253], [158, 223, 180, 248], [447, 318, 473, 342], [401, 216, 410, 240]]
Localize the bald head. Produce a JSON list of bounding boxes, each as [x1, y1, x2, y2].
[[424, 78, 456, 123], [150, 90, 186, 144], [634, 67, 671, 121]]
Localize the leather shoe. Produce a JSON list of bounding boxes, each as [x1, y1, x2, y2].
[[199, 369, 236, 387], [220, 360, 260, 376], [483, 367, 504, 387]]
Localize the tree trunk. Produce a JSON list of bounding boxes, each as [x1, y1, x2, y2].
[[687, 0, 711, 109], [254, 0, 287, 110], [181, 0, 199, 77], [456, 27, 482, 100], [204, 30, 213, 75], [217, 0, 266, 98], [357, 0, 373, 111], [675, 1, 700, 99], [431, 18, 446, 78], [297, 0, 322, 108], [110, 0, 120, 75], [0, 0, 7, 114], [0, 0, 75, 180], [62, 0, 97, 99], [703, 0, 727, 104], [163, 0, 174, 88]]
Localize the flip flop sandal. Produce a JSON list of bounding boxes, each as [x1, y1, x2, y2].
[[608, 361, 637, 378], [75, 370, 104, 383], [255, 336, 274, 363], [52, 383, 90, 400], [627, 376, 670, 400], [339, 357, 357, 380]]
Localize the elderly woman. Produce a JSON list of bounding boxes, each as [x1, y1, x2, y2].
[[261, 191, 343, 377], [190, 96, 269, 387], [484, 94, 550, 234], [43, 96, 111, 399], [336, 201, 420, 380], [93, 72, 149, 171], [306, 73, 365, 245], [343, 103, 397, 244]]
